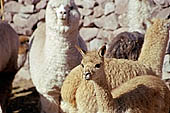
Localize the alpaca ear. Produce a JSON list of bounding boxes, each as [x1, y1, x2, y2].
[[75, 45, 86, 57], [98, 45, 106, 58], [147, 18, 154, 25]]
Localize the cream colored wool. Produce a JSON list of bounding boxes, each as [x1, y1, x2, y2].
[[61, 18, 170, 113], [138, 19, 170, 76], [29, 0, 87, 113], [80, 46, 170, 113]]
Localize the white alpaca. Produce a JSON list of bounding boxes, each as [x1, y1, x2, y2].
[[29, 0, 86, 113]]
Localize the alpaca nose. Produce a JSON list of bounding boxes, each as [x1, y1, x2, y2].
[[84, 72, 91, 80]]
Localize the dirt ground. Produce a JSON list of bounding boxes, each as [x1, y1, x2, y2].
[[6, 79, 40, 113]]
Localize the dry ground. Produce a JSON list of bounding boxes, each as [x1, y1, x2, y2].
[[6, 79, 40, 113]]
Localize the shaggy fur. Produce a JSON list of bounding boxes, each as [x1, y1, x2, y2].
[[29, 0, 87, 113], [138, 19, 170, 76], [0, 21, 19, 113], [81, 46, 170, 113], [106, 31, 144, 60], [61, 18, 170, 113]]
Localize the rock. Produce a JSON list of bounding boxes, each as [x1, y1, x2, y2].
[[80, 28, 99, 41], [96, 0, 113, 8], [152, 0, 170, 7], [83, 15, 94, 26], [82, 0, 96, 9], [4, 1, 23, 13], [118, 14, 128, 27], [96, 0, 106, 5], [162, 54, 170, 80], [78, 8, 93, 16], [18, 0, 24, 4], [89, 38, 107, 50], [156, 7, 170, 19], [74, 0, 84, 6], [3, 12, 12, 22], [13, 13, 31, 28], [10, 23, 33, 35], [24, 0, 40, 5], [94, 6, 104, 17], [115, 0, 128, 14], [97, 29, 113, 40], [94, 13, 118, 30], [27, 13, 39, 29], [110, 27, 129, 40], [150, 6, 162, 18], [38, 9, 46, 20], [36, 0, 48, 11], [4, 1, 34, 13], [21, 5, 34, 13], [104, 2, 115, 15]]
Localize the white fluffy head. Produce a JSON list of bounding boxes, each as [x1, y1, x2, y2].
[[46, 0, 80, 36]]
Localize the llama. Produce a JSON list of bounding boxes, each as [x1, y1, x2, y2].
[[106, 31, 144, 60], [29, 0, 87, 112], [0, 21, 19, 113], [80, 45, 170, 113], [61, 18, 170, 113]]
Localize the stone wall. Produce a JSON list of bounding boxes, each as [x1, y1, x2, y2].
[[2, 0, 170, 50]]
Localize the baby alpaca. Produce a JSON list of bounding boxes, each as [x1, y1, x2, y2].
[[61, 18, 170, 113], [29, 0, 86, 112], [61, 45, 154, 113], [81, 45, 170, 113]]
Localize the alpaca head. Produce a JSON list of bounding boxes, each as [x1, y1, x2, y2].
[[17, 36, 29, 69], [148, 18, 170, 32], [76, 45, 106, 81], [46, 0, 80, 35], [18, 36, 29, 54]]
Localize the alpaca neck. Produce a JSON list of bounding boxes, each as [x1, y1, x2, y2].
[[44, 24, 80, 60], [91, 73, 115, 113], [138, 23, 169, 76], [127, 0, 151, 33], [42, 23, 81, 88]]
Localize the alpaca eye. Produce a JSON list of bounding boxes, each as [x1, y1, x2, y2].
[[81, 64, 84, 68], [70, 6, 74, 10], [95, 64, 101, 68]]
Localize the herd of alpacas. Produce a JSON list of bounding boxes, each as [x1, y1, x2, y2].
[[0, 0, 170, 113]]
